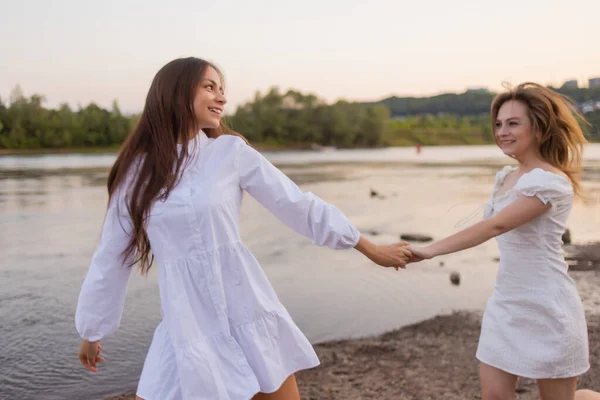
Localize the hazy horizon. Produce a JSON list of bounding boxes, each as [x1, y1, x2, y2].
[[1, 0, 598, 113]]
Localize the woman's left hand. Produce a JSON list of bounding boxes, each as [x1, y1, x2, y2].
[[406, 245, 435, 263]]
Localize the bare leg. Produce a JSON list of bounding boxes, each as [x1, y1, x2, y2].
[[575, 390, 600, 400], [537, 377, 578, 400], [479, 362, 519, 400], [252, 374, 301, 400]]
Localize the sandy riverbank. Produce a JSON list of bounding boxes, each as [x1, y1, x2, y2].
[[106, 265, 600, 400]]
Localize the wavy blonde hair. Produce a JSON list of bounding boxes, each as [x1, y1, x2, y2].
[[491, 82, 588, 196]]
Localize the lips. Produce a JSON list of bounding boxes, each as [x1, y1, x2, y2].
[[208, 107, 223, 116], [499, 140, 516, 146]]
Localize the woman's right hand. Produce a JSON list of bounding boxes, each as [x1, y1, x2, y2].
[[78, 340, 104, 373], [355, 236, 412, 270], [370, 243, 412, 269]]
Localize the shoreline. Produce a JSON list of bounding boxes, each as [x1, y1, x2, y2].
[[0, 143, 313, 156], [0, 142, 497, 156], [105, 266, 600, 400], [2, 141, 600, 157]]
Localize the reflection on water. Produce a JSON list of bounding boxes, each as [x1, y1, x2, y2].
[[1, 145, 599, 399]]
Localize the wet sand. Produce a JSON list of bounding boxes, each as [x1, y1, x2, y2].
[[295, 272, 600, 400]]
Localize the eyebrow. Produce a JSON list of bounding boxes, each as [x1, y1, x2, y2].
[[496, 117, 521, 122], [202, 79, 221, 87]]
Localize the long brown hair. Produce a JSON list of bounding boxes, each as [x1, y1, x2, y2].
[[107, 57, 227, 274], [490, 82, 588, 196]]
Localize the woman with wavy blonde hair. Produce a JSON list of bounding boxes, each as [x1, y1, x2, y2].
[[408, 83, 589, 400]]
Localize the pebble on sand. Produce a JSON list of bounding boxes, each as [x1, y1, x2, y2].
[[450, 272, 461, 286], [400, 233, 433, 242]]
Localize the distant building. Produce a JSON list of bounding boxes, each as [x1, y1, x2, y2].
[[578, 100, 600, 114], [589, 77, 600, 88], [561, 79, 578, 89]]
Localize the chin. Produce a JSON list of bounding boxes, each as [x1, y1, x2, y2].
[[201, 120, 221, 130], [500, 145, 517, 156]]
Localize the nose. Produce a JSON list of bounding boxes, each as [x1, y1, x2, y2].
[[216, 91, 227, 105], [497, 124, 510, 137]]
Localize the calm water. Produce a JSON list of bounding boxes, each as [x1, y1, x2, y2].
[[1, 144, 599, 400]]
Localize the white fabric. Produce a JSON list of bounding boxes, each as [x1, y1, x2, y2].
[[478, 166, 589, 379], [75, 131, 361, 399]]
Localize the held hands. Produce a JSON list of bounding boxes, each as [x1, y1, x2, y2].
[[405, 245, 435, 264], [355, 237, 412, 270], [78, 340, 104, 373], [370, 242, 413, 270]]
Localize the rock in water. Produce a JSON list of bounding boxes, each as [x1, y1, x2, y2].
[[450, 272, 461, 286], [400, 233, 433, 242], [562, 229, 571, 245]]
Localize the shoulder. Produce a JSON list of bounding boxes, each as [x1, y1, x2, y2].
[[494, 165, 517, 182], [514, 168, 573, 203]]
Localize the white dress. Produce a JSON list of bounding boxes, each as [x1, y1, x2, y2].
[[75, 131, 360, 400], [477, 166, 589, 379]]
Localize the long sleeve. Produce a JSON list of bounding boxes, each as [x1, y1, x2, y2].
[[75, 191, 134, 341], [235, 139, 360, 249]]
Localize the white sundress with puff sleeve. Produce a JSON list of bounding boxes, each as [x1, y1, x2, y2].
[[478, 166, 589, 379]]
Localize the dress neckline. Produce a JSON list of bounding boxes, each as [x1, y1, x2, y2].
[[493, 166, 568, 200]]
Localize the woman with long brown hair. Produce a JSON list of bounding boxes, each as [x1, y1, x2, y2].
[[408, 83, 589, 400], [74, 57, 411, 400]]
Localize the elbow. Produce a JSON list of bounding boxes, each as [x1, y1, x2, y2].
[[488, 220, 509, 237]]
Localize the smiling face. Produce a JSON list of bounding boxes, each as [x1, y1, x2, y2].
[[494, 99, 539, 159], [192, 66, 227, 130]]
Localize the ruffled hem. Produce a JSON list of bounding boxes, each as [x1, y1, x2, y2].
[[476, 351, 590, 380], [231, 310, 320, 392], [137, 311, 319, 400]]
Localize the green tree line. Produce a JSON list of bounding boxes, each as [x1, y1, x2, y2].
[[1, 84, 598, 151], [228, 88, 389, 147], [0, 85, 135, 150]]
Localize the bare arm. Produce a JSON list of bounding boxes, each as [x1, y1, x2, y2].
[[413, 196, 551, 259]]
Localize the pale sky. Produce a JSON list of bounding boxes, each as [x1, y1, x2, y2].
[[0, 0, 597, 114]]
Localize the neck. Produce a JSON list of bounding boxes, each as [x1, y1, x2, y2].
[[515, 150, 543, 171], [177, 130, 202, 145]]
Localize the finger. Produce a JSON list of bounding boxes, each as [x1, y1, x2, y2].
[[402, 252, 411, 259], [79, 354, 89, 367], [80, 356, 95, 372], [87, 352, 97, 370], [96, 356, 105, 363]]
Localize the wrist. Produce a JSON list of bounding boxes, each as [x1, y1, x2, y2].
[[426, 244, 439, 258], [354, 236, 376, 257]]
